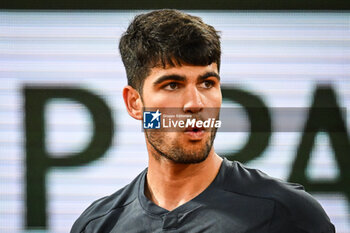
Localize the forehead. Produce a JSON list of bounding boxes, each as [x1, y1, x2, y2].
[[145, 63, 219, 82]]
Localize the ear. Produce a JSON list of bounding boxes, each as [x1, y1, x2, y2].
[[123, 85, 143, 120]]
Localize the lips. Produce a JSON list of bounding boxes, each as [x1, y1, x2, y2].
[[185, 126, 203, 132], [184, 126, 205, 140]]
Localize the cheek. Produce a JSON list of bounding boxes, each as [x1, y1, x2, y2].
[[143, 92, 178, 107], [205, 89, 222, 106], [215, 87, 223, 104]]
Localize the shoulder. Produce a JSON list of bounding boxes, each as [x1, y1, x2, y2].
[[222, 159, 335, 233], [70, 169, 146, 233], [222, 159, 305, 196]]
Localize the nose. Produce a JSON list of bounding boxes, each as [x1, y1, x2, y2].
[[183, 86, 204, 113]]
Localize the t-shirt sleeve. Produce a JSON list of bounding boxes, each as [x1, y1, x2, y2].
[[268, 198, 335, 233]]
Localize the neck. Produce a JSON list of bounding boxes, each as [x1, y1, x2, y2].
[[145, 148, 223, 211]]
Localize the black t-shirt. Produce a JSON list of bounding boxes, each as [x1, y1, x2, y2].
[[71, 158, 335, 233]]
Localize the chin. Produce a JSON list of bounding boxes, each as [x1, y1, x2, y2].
[[146, 130, 215, 164]]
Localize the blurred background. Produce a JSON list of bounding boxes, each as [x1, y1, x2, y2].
[[0, 2, 349, 232]]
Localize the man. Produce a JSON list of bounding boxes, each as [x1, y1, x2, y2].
[[71, 9, 335, 233]]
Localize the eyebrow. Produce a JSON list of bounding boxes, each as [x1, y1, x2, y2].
[[198, 72, 221, 82], [153, 75, 186, 86], [153, 72, 220, 86]]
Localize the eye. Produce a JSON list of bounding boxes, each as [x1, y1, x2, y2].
[[163, 82, 179, 90], [201, 80, 215, 89]]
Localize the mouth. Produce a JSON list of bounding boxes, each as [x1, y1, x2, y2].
[[185, 126, 202, 132], [184, 126, 205, 140]]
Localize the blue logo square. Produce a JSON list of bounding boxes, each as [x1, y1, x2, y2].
[[143, 110, 161, 129]]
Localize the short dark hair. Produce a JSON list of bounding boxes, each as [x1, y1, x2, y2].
[[119, 9, 221, 94]]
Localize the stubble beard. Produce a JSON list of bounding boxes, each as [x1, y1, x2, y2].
[[145, 128, 218, 164]]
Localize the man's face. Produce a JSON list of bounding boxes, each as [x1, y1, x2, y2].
[[141, 63, 222, 164]]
